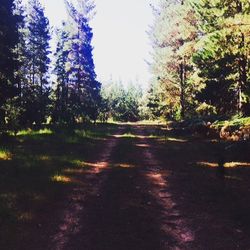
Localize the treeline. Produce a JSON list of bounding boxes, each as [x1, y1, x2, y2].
[[3, 0, 249, 128], [100, 80, 151, 122], [0, 0, 100, 132], [148, 0, 250, 121]]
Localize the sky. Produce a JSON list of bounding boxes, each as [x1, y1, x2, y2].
[[38, 0, 154, 86]]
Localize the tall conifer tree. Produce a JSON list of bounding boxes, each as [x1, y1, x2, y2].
[[0, 0, 19, 128], [22, 0, 51, 126], [52, 23, 71, 124], [192, 0, 250, 115], [65, 0, 101, 122], [149, 0, 198, 120]]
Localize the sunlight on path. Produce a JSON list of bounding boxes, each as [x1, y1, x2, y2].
[[49, 130, 122, 250], [139, 134, 195, 248]]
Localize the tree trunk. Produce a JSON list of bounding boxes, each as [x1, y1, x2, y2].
[[179, 60, 186, 119], [236, 1, 247, 114], [237, 33, 247, 114]]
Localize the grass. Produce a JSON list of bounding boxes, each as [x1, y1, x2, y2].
[[212, 116, 250, 129], [0, 123, 115, 249], [0, 148, 12, 160], [17, 128, 53, 136]]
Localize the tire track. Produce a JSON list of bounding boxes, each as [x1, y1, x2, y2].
[[49, 128, 123, 250], [136, 126, 195, 249]]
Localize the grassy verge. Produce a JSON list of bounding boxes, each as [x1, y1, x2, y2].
[[212, 116, 250, 129], [0, 123, 116, 249]]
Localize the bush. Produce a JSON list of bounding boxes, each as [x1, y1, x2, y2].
[[196, 102, 217, 117]]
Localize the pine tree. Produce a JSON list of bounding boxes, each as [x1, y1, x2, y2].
[[3, 0, 27, 132], [65, 0, 101, 122], [0, 0, 19, 129], [149, 0, 198, 120], [52, 23, 71, 124], [147, 82, 166, 119], [22, 0, 51, 126], [192, 0, 250, 115], [14, 0, 26, 100], [100, 80, 143, 122]]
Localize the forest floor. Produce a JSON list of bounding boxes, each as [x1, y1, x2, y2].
[[1, 123, 250, 249]]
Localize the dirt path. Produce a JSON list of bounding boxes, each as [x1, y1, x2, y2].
[[46, 124, 250, 250], [47, 125, 197, 250], [138, 130, 195, 249], [49, 127, 124, 250]]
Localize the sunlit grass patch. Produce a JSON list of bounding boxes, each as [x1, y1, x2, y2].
[[71, 159, 85, 167], [70, 159, 108, 168], [0, 148, 12, 160], [197, 161, 250, 168], [17, 128, 53, 136], [117, 163, 135, 168], [114, 133, 145, 138], [157, 137, 188, 143], [148, 134, 160, 138], [224, 162, 250, 168], [136, 143, 150, 148], [166, 137, 188, 142], [51, 174, 71, 183], [197, 161, 218, 168]]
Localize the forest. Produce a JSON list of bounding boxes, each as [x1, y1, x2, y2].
[[0, 0, 250, 249], [1, 0, 250, 129]]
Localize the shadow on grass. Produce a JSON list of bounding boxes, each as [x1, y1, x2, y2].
[[0, 124, 117, 249]]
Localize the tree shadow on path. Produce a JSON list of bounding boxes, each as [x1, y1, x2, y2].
[[65, 129, 183, 250]]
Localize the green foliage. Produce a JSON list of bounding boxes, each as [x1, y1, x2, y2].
[[1, 0, 102, 132], [62, 0, 101, 122], [3, 98, 23, 134], [2, 0, 250, 130], [212, 116, 250, 129], [196, 102, 217, 117], [51, 24, 72, 125], [192, 0, 250, 115], [149, 0, 199, 120], [100, 80, 143, 122], [146, 82, 165, 119], [10, 0, 52, 128], [149, 0, 250, 121], [0, 0, 19, 129]]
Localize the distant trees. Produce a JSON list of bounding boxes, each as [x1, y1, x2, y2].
[[100, 80, 143, 122], [149, 0, 250, 120], [146, 82, 165, 119]]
